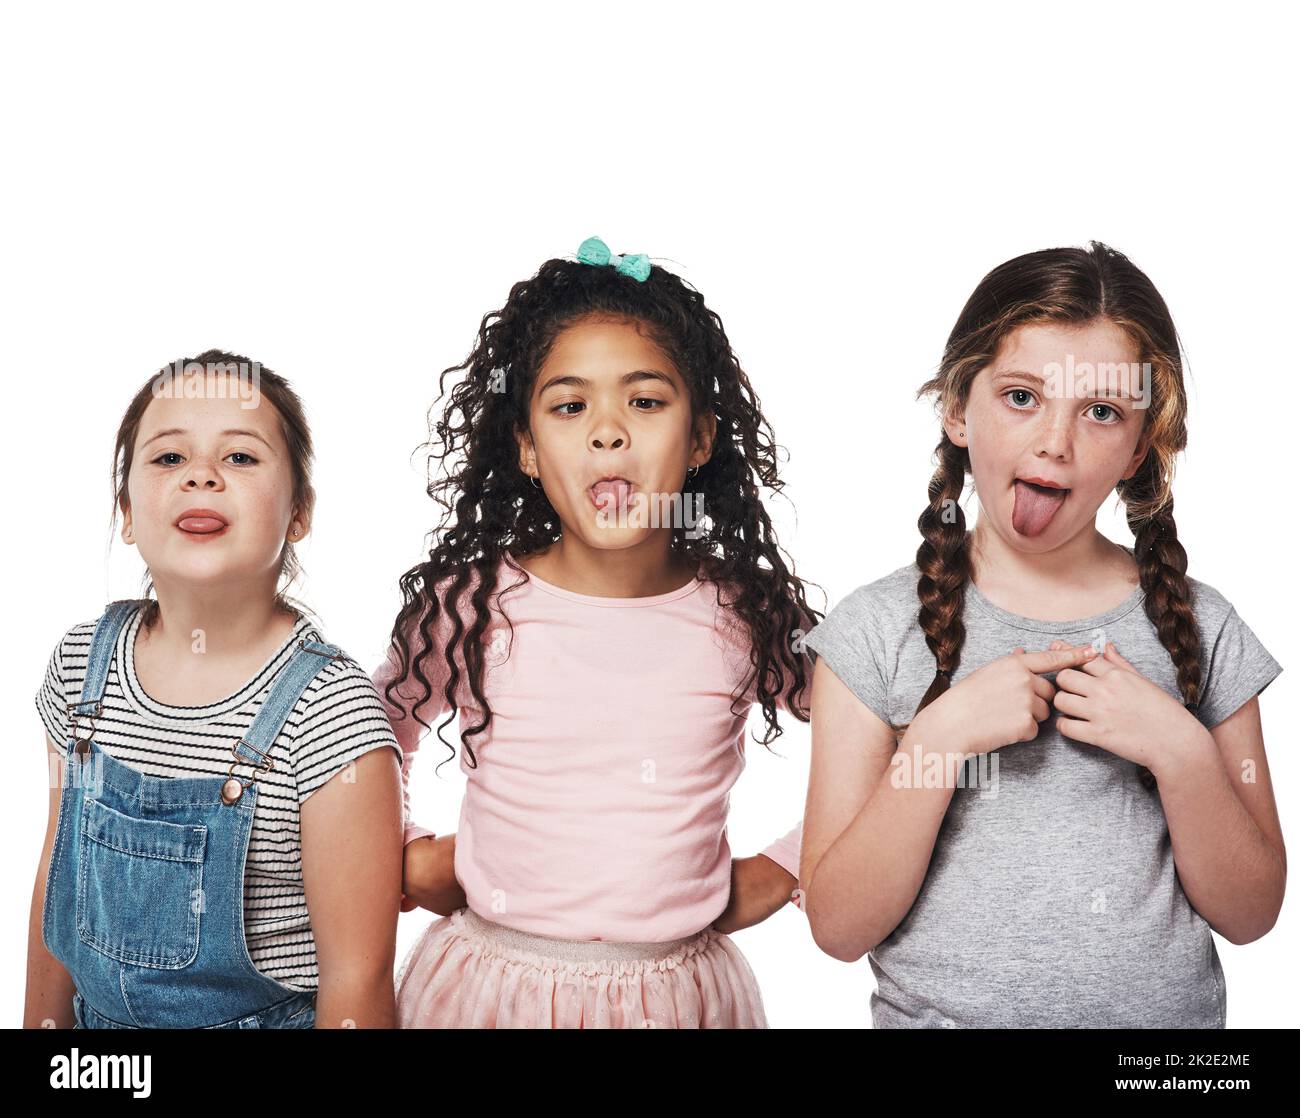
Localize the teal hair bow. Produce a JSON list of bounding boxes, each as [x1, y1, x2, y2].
[[576, 236, 651, 282]]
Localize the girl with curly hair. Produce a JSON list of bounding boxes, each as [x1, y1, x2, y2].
[[801, 242, 1285, 1028], [375, 238, 819, 1028]]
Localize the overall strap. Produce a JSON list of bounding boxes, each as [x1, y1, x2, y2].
[[231, 638, 347, 768], [69, 600, 145, 719]]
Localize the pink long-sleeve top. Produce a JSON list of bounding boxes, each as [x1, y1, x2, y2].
[[373, 555, 808, 942]]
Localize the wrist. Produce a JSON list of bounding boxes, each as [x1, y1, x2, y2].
[[897, 708, 967, 797], [754, 852, 798, 902], [1150, 720, 1218, 788], [905, 702, 958, 756]]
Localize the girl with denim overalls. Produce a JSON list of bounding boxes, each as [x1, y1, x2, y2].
[[46, 600, 345, 1028], [25, 351, 406, 1029]]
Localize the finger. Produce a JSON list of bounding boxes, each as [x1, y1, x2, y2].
[[1032, 695, 1051, 722], [1052, 689, 1087, 718], [1019, 645, 1098, 674], [1048, 639, 1068, 652], [1032, 673, 1057, 702], [1077, 653, 1117, 678], [1056, 714, 1096, 743], [1053, 667, 1094, 696]]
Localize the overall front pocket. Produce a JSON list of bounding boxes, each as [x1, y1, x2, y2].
[[76, 797, 207, 968]]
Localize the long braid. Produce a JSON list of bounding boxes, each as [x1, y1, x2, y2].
[[904, 434, 973, 734], [1124, 461, 1201, 789]]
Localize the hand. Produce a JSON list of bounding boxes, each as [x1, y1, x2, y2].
[[1049, 640, 1210, 774], [916, 644, 1099, 757], [712, 855, 798, 934], [401, 834, 466, 915]]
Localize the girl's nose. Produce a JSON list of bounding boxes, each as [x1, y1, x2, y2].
[[1035, 416, 1073, 460], [182, 461, 225, 489], [589, 414, 627, 449]]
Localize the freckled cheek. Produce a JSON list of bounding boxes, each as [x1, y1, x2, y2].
[[964, 439, 1012, 489], [1073, 430, 1133, 492], [127, 477, 174, 535], [236, 478, 295, 538]]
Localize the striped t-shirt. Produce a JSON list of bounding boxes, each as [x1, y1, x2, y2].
[[36, 606, 403, 992]]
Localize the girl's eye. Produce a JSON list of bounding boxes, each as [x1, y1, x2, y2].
[[150, 451, 260, 465], [1088, 403, 1120, 423], [631, 397, 665, 411], [1004, 388, 1036, 409], [551, 401, 584, 416]]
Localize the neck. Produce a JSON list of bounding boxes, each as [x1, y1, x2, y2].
[[969, 513, 1133, 595], [142, 575, 295, 654], [520, 531, 696, 598]]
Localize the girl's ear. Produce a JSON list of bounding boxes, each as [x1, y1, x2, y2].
[[515, 425, 538, 479], [121, 505, 135, 544], [941, 408, 968, 447], [690, 411, 717, 469], [287, 487, 315, 544], [1120, 431, 1152, 481]]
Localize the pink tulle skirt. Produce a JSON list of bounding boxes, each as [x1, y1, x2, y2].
[[395, 906, 768, 1028]]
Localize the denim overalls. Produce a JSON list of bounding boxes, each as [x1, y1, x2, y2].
[[43, 599, 345, 1029]]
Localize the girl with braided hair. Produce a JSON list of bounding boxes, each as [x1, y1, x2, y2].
[[374, 238, 817, 1028], [800, 241, 1284, 1028]]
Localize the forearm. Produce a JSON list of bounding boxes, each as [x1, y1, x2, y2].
[[807, 725, 957, 962], [403, 834, 466, 915], [1155, 729, 1286, 944], [713, 855, 795, 933], [24, 869, 76, 1029], [314, 965, 398, 1029]]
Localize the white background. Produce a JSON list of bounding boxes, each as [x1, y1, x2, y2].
[[3, 1, 1296, 1028]]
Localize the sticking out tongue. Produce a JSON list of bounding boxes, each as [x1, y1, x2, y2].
[[1012, 480, 1069, 537], [178, 516, 227, 534], [591, 479, 632, 510]]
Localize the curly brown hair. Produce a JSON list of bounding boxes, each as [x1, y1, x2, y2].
[[909, 241, 1196, 790], [383, 250, 820, 769]]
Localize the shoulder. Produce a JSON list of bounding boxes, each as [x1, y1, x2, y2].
[[47, 616, 99, 656], [41, 608, 125, 680], [287, 631, 401, 800], [800, 561, 920, 668], [822, 561, 920, 630], [35, 608, 132, 744], [1181, 572, 1273, 664], [694, 559, 813, 655], [295, 635, 391, 721], [1183, 574, 1236, 630], [400, 561, 514, 644]]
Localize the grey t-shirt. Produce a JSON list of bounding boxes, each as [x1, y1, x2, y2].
[[801, 551, 1282, 1029]]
